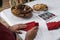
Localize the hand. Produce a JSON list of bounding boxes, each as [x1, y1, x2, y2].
[[25, 26, 38, 40], [9, 24, 27, 33]]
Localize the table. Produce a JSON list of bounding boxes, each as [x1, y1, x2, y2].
[[0, 0, 60, 40]]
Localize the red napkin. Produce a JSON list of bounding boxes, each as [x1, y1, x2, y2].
[[21, 21, 39, 31], [57, 21, 60, 26], [47, 21, 60, 30]]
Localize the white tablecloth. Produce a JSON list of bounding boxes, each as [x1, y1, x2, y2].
[[0, 0, 60, 40]]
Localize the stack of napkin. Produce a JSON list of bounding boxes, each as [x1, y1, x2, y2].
[[47, 21, 60, 30], [21, 21, 39, 31]]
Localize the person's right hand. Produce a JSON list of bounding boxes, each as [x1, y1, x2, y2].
[[25, 26, 38, 40], [9, 24, 27, 34]]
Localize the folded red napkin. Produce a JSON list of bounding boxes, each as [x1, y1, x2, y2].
[[21, 21, 39, 31], [47, 21, 60, 30], [57, 21, 60, 26]]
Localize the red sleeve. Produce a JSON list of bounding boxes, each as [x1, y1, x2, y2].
[[0, 23, 15, 40]]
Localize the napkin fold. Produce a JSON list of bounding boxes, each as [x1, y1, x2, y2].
[[21, 21, 39, 31], [47, 21, 60, 30]]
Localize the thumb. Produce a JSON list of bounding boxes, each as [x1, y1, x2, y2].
[[31, 26, 38, 30]]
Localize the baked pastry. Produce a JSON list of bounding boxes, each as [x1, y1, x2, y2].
[[11, 4, 33, 19], [33, 4, 48, 11], [33, 4, 41, 11], [40, 4, 48, 11]]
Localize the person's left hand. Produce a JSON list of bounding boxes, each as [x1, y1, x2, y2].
[[25, 26, 38, 40], [9, 24, 27, 34]]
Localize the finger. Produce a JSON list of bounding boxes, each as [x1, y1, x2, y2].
[[22, 24, 27, 28], [16, 25, 27, 30], [18, 24, 27, 28], [35, 26, 38, 30], [30, 27, 38, 32], [15, 31, 22, 34], [32, 26, 38, 30]]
